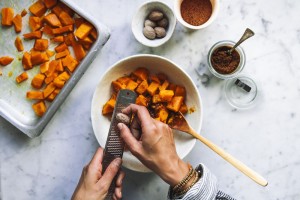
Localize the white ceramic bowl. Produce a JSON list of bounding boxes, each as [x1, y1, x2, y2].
[[91, 54, 203, 172], [132, 1, 176, 47], [174, 0, 220, 30]]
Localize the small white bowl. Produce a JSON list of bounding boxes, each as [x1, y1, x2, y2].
[[91, 54, 203, 172], [174, 0, 220, 30], [132, 1, 176, 47]]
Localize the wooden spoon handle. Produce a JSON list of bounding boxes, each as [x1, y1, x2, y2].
[[189, 129, 268, 187]]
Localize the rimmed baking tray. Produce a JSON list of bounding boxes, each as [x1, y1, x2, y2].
[[0, 0, 110, 138]]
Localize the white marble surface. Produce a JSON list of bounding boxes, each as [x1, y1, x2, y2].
[[1, 0, 300, 199]]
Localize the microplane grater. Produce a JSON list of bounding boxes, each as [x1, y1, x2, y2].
[[102, 89, 137, 200]]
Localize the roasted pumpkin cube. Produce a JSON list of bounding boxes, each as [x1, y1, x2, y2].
[[59, 11, 74, 26], [26, 91, 44, 100], [44, 73, 58, 84], [44, 0, 57, 8], [46, 50, 55, 57], [16, 72, 28, 83], [34, 39, 49, 51], [46, 88, 60, 102], [175, 85, 186, 98], [23, 30, 43, 39], [126, 80, 138, 91], [21, 9, 28, 17], [55, 49, 70, 59], [31, 51, 49, 66], [0, 56, 14, 66], [29, 16, 41, 31], [15, 37, 24, 52], [31, 73, 45, 89], [136, 95, 148, 107], [157, 108, 169, 123], [159, 80, 169, 91], [40, 61, 49, 73], [55, 59, 64, 72], [12, 14, 22, 33], [167, 96, 184, 112], [22, 52, 32, 70], [52, 25, 73, 35], [75, 22, 93, 40], [112, 81, 126, 93], [71, 40, 86, 61], [29, 1, 47, 17], [102, 98, 116, 115], [159, 90, 174, 102], [116, 76, 131, 85], [179, 103, 188, 114], [136, 80, 148, 94], [147, 81, 160, 96], [53, 71, 70, 88], [152, 94, 162, 103], [44, 13, 61, 27], [45, 60, 57, 77], [62, 55, 78, 72], [1, 7, 14, 26], [51, 36, 64, 43], [55, 43, 68, 53], [132, 68, 149, 81], [32, 101, 47, 117], [43, 82, 56, 98]]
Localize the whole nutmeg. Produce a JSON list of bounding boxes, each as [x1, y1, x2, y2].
[[154, 27, 166, 38], [157, 18, 168, 28], [144, 19, 156, 28], [148, 11, 164, 21], [143, 26, 156, 40]]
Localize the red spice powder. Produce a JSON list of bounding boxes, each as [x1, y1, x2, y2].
[[180, 0, 212, 26]]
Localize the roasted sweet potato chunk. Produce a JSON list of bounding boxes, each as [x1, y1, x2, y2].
[[167, 96, 184, 112], [29, 1, 47, 17], [26, 91, 44, 100], [16, 72, 28, 83], [1, 7, 14, 26], [0, 56, 14, 66], [34, 39, 49, 51], [31, 73, 45, 89], [15, 37, 24, 52], [12, 14, 22, 33], [32, 101, 47, 116]]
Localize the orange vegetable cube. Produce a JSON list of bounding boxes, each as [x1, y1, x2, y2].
[[75, 22, 93, 40], [40, 61, 49, 73], [31, 51, 49, 66], [159, 90, 174, 102], [23, 31, 43, 39], [55, 49, 70, 59], [44, 0, 57, 8], [54, 43, 68, 53], [26, 91, 44, 100], [44, 13, 61, 27], [159, 80, 169, 91], [136, 80, 148, 94], [179, 103, 188, 114], [79, 37, 93, 45], [1, 8, 14, 26], [112, 81, 125, 93], [42, 25, 53, 35], [32, 101, 47, 117], [15, 37, 24, 52], [157, 108, 169, 123], [29, 1, 47, 17], [34, 39, 49, 51], [43, 82, 56, 98], [62, 55, 78, 72], [126, 80, 138, 91], [53, 71, 70, 88], [0, 56, 14, 66], [16, 72, 28, 83], [149, 74, 160, 84], [102, 98, 116, 115], [46, 88, 60, 102], [45, 60, 58, 77], [55, 59, 64, 72], [44, 73, 58, 84], [136, 95, 148, 107], [22, 52, 32, 70], [31, 73, 45, 89], [147, 81, 160, 96], [52, 25, 73, 35], [71, 40, 86, 61], [116, 76, 131, 85], [46, 50, 55, 57], [167, 96, 184, 112], [58, 11, 74, 26], [152, 94, 162, 103], [12, 14, 22, 33], [29, 16, 42, 31], [175, 85, 186, 98], [51, 36, 64, 43], [64, 33, 75, 46], [133, 68, 149, 81], [21, 9, 28, 17]]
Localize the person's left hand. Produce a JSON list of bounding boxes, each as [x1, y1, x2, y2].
[[72, 147, 125, 200]]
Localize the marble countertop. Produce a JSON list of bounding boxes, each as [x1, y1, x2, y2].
[[1, 0, 300, 199]]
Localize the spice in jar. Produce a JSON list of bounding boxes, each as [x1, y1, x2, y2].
[[210, 46, 240, 74], [180, 0, 212, 26]]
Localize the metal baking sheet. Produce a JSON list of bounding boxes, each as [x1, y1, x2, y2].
[[0, 0, 110, 138]]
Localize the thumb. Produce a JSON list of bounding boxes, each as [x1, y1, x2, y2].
[[99, 158, 122, 185], [118, 123, 141, 156]]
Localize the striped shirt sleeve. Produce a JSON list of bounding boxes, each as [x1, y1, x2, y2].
[[167, 164, 235, 200]]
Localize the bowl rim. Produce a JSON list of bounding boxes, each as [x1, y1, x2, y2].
[[173, 0, 220, 30], [91, 54, 203, 172], [131, 1, 176, 47]]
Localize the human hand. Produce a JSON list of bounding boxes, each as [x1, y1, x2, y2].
[[118, 104, 189, 186], [72, 147, 125, 200]]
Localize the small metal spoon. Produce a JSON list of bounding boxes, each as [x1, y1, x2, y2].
[[228, 28, 255, 54]]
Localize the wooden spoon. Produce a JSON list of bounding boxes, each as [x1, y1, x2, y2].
[[167, 112, 268, 187]]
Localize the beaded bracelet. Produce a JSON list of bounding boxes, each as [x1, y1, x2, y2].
[[175, 169, 200, 196], [172, 164, 194, 192]]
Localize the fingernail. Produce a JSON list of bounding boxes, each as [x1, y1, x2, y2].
[[117, 123, 123, 131]]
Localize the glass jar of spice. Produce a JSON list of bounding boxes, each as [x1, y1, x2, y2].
[[207, 40, 246, 79]]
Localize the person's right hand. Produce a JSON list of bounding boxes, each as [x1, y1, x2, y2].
[[117, 104, 189, 186]]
